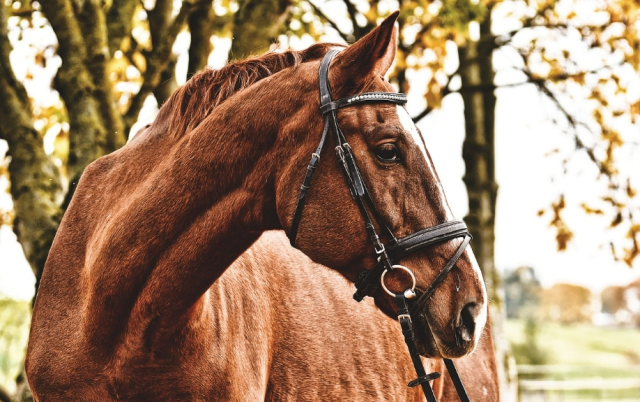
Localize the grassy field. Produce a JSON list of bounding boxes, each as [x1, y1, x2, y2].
[[506, 319, 640, 401], [0, 299, 31, 394], [506, 319, 640, 367]]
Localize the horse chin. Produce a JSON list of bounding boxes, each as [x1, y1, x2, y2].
[[413, 313, 476, 359]]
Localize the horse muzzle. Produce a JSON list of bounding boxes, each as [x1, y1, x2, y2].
[[412, 300, 484, 359]]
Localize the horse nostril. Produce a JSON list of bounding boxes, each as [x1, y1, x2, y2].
[[459, 303, 477, 342]]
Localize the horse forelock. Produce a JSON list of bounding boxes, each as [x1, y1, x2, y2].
[[162, 43, 339, 138]]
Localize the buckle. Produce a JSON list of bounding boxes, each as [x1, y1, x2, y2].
[[398, 313, 412, 323]]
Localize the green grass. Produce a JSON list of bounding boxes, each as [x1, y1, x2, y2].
[[0, 299, 31, 394], [506, 319, 640, 401], [506, 319, 640, 367]]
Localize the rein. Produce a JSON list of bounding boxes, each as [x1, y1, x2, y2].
[[290, 49, 472, 401]]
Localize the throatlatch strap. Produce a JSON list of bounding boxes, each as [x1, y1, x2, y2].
[[290, 49, 341, 247], [289, 117, 331, 246]]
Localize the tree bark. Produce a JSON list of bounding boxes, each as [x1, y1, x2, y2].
[[77, 0, 126, 153], [187, 0, 216, 74], [124, 1, 193, 129], [230, 0, 291, 59], [40, 0, 107, 182], [0, 5, 63, 292], [106, 0, 139, 56], [148, 0, 179, 107], [459, 11, 518, 402]]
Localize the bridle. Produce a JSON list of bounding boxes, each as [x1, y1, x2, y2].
[[289, 49, 473, 402]]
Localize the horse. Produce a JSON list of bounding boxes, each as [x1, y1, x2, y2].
[[132, 229, 496, 401], [26, 12, 491, 400]]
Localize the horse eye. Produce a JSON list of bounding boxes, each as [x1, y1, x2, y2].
[[375, 143, 400, 162]]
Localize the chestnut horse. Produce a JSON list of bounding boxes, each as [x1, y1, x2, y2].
[[152, 230, 497, 401], [26, 12, 490, 400]]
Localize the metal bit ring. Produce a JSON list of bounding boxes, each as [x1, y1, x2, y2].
[[381, 265, 417, 298]]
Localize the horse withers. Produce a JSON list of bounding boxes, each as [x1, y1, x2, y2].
[[26, 12, 490, 400]]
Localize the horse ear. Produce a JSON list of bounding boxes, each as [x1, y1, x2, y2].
[[333, 11, 399, 83]]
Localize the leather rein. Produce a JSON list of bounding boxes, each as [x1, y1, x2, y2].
[[289, 49, 472, 402]]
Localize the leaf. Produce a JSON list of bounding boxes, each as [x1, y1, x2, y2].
[[581, 203, 604, 215], [611, 212, 623, 227]]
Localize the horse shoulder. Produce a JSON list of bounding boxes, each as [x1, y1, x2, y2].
[[245, 232, 422, 401]]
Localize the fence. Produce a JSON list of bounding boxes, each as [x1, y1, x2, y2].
[[518, 365, 640, 402]]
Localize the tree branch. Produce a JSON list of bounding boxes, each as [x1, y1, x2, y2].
[[230, 0, 292, 59], [148, 0, 174, 49], [188, 0, 216, 75], [146, 0, 180, 107], [509, 46, 614, 179], [0, 5, 63, 285], [343, 0, 368, 40], [78, 0, 126, 152], [125, 1, 193, 128], [106, 0, 139, 56], [412, 72, 455, 124], [412, 106, 434, 124], [519, 67, 610, 178], [308, 0, 350, 43], [40, 0, 106, 180]]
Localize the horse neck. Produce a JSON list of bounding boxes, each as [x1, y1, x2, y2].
[[81, 74, 314, 351]]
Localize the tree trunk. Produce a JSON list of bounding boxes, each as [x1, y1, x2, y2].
[[187, 0, 216, 74], [458, 11, 518, 402], [230, 0, 291, 59], [41, 0, 108, 182], [0, 5, 64, 291]]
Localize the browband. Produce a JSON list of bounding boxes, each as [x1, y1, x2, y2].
[[320, 92, 407, 114]]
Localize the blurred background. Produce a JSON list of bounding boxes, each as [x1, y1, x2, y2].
[[0, 0, 639, 400]]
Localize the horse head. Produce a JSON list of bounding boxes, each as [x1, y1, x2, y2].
[[276, 12, 487, 359]]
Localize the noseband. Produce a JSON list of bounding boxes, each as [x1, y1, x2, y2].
[[289, 49, 473, 402]]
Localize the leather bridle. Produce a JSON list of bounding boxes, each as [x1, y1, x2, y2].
[[289, 49, 473, 402]]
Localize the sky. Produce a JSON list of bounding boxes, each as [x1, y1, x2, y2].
[[1, 2, 639, 301]]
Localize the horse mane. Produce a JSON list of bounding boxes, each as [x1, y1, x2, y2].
[[165, 43, 339, 138]]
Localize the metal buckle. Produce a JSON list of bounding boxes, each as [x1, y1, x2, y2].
[[374, 242, 385, 254], [404, 289, 416, 299], [398, 313, 412, 323]]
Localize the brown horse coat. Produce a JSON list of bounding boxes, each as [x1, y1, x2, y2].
[[157, 230, 499, 401], [26, 13, 495, 400]]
